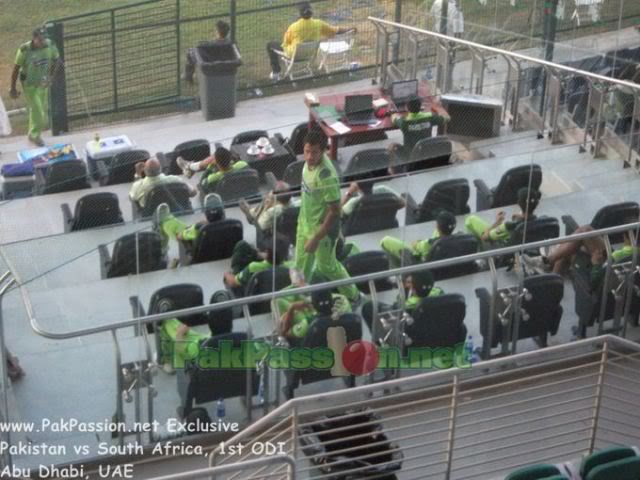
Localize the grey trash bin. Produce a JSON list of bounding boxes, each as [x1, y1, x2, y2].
[[195, 41, 242, 121]]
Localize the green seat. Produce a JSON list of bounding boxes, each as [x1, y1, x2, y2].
[[586, 456, 640, 480], [505, 464, 562, 480], [580, 447, 636, 478]]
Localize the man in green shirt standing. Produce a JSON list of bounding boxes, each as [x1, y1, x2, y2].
[[10, 28, 60, 146], [295, 130, 359, 302]]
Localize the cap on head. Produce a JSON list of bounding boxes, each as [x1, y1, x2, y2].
[[299, 2, 313, 18], [517, 187, 541, 215], [310, 273, 333, 315], [436, 210, 457, 235], [204, 193, 225, 222], [32, 27, 46, 39], [411, 269, 434, 297]]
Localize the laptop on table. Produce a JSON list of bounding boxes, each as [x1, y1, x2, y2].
[[344, 94, 375, 126], [391, 79, 419, 111]]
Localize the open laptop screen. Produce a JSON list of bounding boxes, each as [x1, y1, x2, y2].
[[344, 95, 373, 115], [391, 80, 418, 102]]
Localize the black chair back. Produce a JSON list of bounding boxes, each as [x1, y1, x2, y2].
[[178, 332, 259, 415], [509, 216, 560, 246], [427, 234, 479, 280], [492, 164, 542, 208], [104, 149, 150, 185], [43, 160, 90, 195], [191, 219, 243, 264], [108, 232, 166, 278], [343, 149, 390, 183], [215, 168, 260, 203], [231, 130, 269, 145], [168, 139, 210, 175], [407, 136, 452, 172], [71, 192, 123, 231], [591, 201, 640, 244], [277, 206, 300, 246], [287, 122, 309, 155], [148, 284, 207, 332], [282, 160, 306, 190], [408, 293, 467, 349], [419, 178, 470, 222], [244, 267, 291, 315], [519, 274, 564, 339], [342, 193, 402, 236], [140, 182, 194, 218], [343, 251, 394, 294]]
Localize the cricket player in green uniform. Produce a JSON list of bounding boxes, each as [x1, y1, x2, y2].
[[295, 130, 359, 301], [361, 269, 443, 331], [381, 210, 457, 267], [10, 28, 60, 146]]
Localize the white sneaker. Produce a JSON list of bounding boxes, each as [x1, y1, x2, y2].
[[269, 72, 281, 82], [162, 362, 175, 375], [154, 203, 171, 248], [176, 156, 193, 178]]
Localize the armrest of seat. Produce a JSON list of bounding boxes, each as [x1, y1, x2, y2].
[[96, 160, 110, 186], [274, 133, 285, 145], [61, 203, 73, 233], [403, 193, 420, 225], [265, 172, 278, 190], [33, 166, 47, 195], [473, 179, 493, 211], [98, 243, 111, 279], [475, 287, 494, 358], [131, 198, 141, 221], [561, 215, 579, 236], [178, 241, 192, 267]]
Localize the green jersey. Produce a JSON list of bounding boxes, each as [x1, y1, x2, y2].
[[15, 40, 59, 87], [299, 155, 341, 233], [205, 160, 249, 186], [405, 286, 444, 311], [413, 230, 443, 261], [590, 245, 640, 289], [277, 291, 352, 339]]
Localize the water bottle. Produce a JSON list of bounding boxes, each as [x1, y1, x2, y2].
[[464, 335, 475, 365], [216, 398, 226, 419]]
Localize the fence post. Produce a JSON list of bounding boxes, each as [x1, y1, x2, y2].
[[176, 0, 181, 97], [230, 0, 237, 44], [111, 10, 119, 112], [46, 22, 68, 135]]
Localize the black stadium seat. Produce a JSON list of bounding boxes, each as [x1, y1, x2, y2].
[[342, 192, 403, 236], [98, 149, 150, 186], [405, 178, 470, 225], [99, 231, 167, 279], [179, 219, 243, 265], [34, 160, 91, 195], [474, 164, 542, 210], [405, 293, 467, 350], [231, 129, 269, 146], [159, 139, 211, 175], [61, 192, 123, 232], [134, 183, 194, 219]]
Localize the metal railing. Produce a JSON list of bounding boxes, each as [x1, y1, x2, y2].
[[369, 16, 640, 167], [201, 335, 640, 480]]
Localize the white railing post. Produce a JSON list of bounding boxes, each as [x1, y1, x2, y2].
[[444, 374, 460, 479], [588, 340, 609, 454]]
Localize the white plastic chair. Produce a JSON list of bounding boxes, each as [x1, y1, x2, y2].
[[276, 41, 319, 81], [318, 31, 355, 74]]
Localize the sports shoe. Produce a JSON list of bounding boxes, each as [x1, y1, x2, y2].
[[28, 135, 45, 147], [176, 156, 193, 178], [521, 253, 551, 274], [269, 72, 281, 82], [162, 362, 176, 375], [154, 203, 171, 248]]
